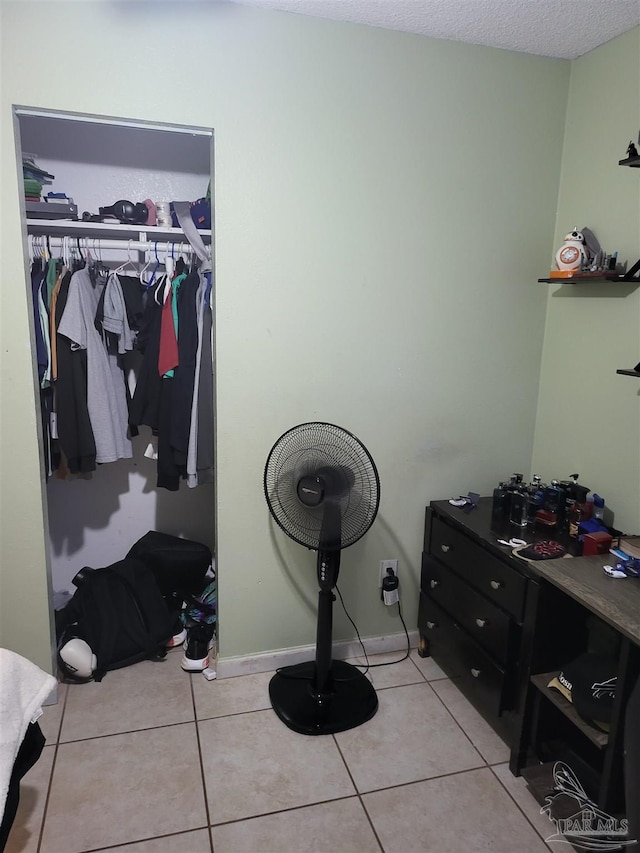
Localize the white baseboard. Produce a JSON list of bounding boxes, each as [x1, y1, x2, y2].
[[217, 630, 419, 679]]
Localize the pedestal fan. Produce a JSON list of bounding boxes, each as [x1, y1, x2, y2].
[[263, 421, 380, 735]]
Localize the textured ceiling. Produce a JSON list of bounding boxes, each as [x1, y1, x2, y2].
[[225, 0, 640, 59]]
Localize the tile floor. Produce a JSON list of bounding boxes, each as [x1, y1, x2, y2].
[[5, 648, 560, 853]]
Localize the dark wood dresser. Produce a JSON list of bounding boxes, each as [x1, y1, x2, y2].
[[418, 498, 535, 742], [418, 497, 640, 816]]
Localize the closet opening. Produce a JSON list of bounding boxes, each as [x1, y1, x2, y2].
[[14, 107, 216, 680]]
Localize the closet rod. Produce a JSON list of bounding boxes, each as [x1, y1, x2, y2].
[[29, 237, 194, 253]]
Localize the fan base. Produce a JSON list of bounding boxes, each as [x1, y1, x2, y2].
[[269, 660, 378, 735]]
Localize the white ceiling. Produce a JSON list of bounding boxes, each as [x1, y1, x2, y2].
[[225, 0, 640, 59]]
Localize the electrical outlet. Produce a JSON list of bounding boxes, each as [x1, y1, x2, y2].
[[379, 559, 399, 587]]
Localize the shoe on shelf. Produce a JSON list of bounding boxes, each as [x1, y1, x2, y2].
[[181, 624, 215, 672]]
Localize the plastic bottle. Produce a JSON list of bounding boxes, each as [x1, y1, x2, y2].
[[569, 485, 590, 538], [527, 475, 545, 523], [593, 494, 605, 521], [492, 483, 508, 522]]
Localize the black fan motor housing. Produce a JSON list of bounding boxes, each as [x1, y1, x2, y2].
[[297, 475, 324, 507]]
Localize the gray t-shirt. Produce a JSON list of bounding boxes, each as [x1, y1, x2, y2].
[[57, 267, 132, 464]]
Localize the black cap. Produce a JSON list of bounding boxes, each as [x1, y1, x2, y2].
[[559, 653, 617, 730]]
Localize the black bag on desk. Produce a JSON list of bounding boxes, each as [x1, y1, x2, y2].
[[56, 558, 174, 682], [126, 531, 212, 598]]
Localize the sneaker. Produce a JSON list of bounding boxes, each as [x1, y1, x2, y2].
[[181, 624, 214, 672], [166, 615, 187, 650], [166, 627, 187, 649]]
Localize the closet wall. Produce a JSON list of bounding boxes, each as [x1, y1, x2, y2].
[[18, 112, 215, 596], [1, 0, 572, 674]]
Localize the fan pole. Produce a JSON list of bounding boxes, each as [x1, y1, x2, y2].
[[315, 550, 339, 696]]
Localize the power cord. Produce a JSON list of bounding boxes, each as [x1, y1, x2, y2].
[[336, 584, 411, 675], [274, 586, 412, 682]]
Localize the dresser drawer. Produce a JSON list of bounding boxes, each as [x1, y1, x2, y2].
[[422, 555, 511, 664], [429, 515, 526, 622], [418, 594, 506, 719]]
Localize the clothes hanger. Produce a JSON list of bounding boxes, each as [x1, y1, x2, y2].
[[114, 240, 138, 276], [161, 243, 175, 304], [144, 242, 162, 289], [139, 247, 153, 286], [165, 241, 175, 279]]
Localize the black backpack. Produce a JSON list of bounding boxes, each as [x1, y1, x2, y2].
[[126, 531, 212, 600], [56, 558, 175, 682]]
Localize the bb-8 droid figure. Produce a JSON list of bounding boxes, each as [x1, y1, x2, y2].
[[555, 228, 587, 273]]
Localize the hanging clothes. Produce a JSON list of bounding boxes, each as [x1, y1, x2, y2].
[[129, 276, 165, 432], [189, 271, 214, 488], [53, 270, 97, 474], [57, 266, 132, 464], [30, 261, 49, 387], [170, 267, 201, 472], [27, 230, 214, 490]]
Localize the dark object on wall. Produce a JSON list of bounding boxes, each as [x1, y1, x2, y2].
[[263, 422, 380, 735], [56, 558, 174, 682], [98, 199, 149, 224]]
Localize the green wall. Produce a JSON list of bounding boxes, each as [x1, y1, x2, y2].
[[532, 27, 640, 534], [1, 1, 570, 671]]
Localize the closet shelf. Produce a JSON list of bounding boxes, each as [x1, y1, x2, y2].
[[25, 218, 211, 242]]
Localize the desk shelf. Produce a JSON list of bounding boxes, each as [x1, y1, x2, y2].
[[520, 762, 557, 807], [531, 672, 608, 749]]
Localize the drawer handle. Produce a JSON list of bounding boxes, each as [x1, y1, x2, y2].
[[440, 544, 451, 553], [490, 580, 503, 590], [429, 579, 440, 589], [475, 618, 488, 628], [470, 668, 481, 678], [426, 620, 437, 629]]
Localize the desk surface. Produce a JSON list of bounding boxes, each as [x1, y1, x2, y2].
[[531, 555, 640, 647], [429, 498, 640, 647]]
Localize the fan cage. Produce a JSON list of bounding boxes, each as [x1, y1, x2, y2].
[[264, 422, 380, 551]]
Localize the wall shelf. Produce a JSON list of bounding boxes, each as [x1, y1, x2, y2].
[[25, 218, 211, 242], [538, 276, 630, 284], [616, 369, 640, 377], [619, 155, 640, 168]]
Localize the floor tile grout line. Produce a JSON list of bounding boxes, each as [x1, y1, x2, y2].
[[204, 792, 373, 830], [36, 681, 70, 853], [195, 704, 273, 724], [488, 764, 556, 846], [426, 680, 499, 768], [353, 762, 492, 796], [56, 716, 197, 745], [67, 825, 212, 853], [331, 733, 386, 853], [189, 675, 215, 853]]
